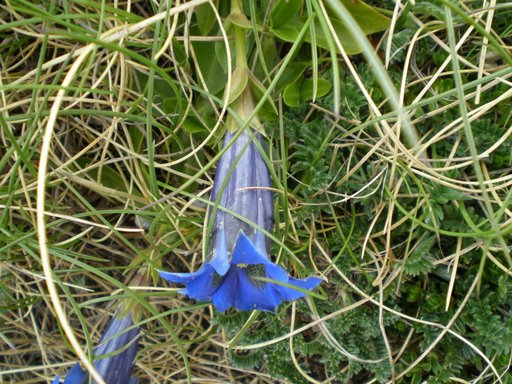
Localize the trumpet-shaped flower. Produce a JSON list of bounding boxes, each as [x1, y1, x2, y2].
[[54, 310, 139, 384], [159, 130, 322, 312]]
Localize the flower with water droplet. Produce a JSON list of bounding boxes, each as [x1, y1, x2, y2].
[[159, 130, 322, 312]]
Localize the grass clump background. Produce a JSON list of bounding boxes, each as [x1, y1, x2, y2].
[[1, 0, 512, 383]]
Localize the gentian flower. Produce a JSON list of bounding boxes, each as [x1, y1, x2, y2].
[[54, 308, 139, 384], [159, 129, 322, 312]]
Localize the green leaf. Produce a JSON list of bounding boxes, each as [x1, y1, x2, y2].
[[403, 235, 436, 277], [330, 0, 391, 36], [195, 1, 218, 35], [272, 18, 304, 43], [283, 78, 332, 107], [274, 61, 309, 93], [171, 39, 188, 66], [253, 35, 279, 81], [182, 116, 208, 134], [426, 293, 445, 312], [272, 1, 391, 55], [270, 0, 303, 29], [406, 283, 424, 302], [429, 184, 471, 204], [162, 97, 187, 124], [260, 0, 272, 14], [136, 71, 177, 100], [162, 97, 185, 115], [301, 78, 332, 101], [193, 40, 227, 95], [283, 82, 301, 107]]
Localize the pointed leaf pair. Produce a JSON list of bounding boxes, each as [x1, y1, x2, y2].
[[271, 0, 390, 55], [283, 78, 332, 107]]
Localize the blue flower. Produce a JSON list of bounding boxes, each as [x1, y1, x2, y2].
[[52, 363, 84, 384], [54, 310, 139, 384], [159, 130, 322, 312]]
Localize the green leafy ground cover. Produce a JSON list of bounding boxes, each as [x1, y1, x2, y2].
[[1, 0, 511, 382]]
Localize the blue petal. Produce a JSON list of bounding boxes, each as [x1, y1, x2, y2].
[[235, 268, 281, 311], [263, 262, 291, 284], [212, 266, 238, 311], [52, 376, 61, 384], [158, 228, 229, 285], [158, 265, 209, 284], [182, 264, 219, 301], [208, 227, 230, 276], [231, 232, 269, 265], [63, 363, 85, 384], [280, 276, 323, 301], [263, 258, 322, 302]]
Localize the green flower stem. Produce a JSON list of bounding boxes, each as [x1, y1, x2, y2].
[[227, 0, 264, 133], [231, 0, 247, 70], [234, 24, 247, 70]]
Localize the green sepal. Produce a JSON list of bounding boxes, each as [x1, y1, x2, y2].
[[227, 66, 250, 105], [226, 88, 263, 133], [248, 72, 278, 118], [227, 11, 263, 31]]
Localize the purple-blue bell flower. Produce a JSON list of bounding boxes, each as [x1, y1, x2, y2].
[[54, 310, 139, 384], [159, 130, 322, 312]]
